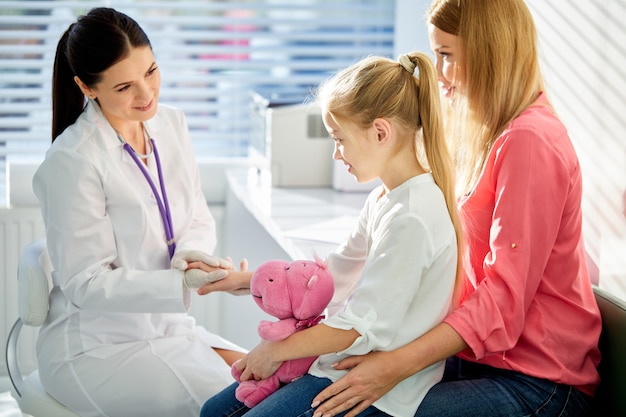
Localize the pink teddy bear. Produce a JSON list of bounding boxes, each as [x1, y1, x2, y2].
[[231, 257, 335, 408]]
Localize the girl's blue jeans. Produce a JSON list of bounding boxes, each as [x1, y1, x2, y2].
[[201, 358, 594, 417], [413, 357, 594, 417], [200, 374, 389, 417]]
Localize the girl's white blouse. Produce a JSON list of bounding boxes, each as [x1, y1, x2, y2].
[[309, 174, 458, 417]]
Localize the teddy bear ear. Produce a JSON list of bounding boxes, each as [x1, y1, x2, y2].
[[312, 253, 328, 269], [307, 275, 318, 289]]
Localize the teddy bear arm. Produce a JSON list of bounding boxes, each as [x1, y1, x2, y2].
[[235, 374, 281, 408], [235, 358, 317, 408], [275, 356, 318, 384], [231, 359, 243, 382], [258, 318, 298, 341]]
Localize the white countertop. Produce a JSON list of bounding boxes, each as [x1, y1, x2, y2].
[[226, 168, 369, 260]]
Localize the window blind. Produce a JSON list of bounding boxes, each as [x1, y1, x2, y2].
[[0, 0, 395, 206]]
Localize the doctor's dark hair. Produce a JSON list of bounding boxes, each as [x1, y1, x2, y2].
[[51, 7, 152, 141], [315, 52, 464, 303]]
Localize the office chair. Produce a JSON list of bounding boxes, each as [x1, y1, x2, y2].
[[5, 239, 79, 417]]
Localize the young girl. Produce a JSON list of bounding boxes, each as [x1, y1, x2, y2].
[[198, 51, 463, 417]]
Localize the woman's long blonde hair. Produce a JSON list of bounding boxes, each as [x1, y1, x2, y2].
[[428, 0, 546, 194], [315, 52, 464, 303]]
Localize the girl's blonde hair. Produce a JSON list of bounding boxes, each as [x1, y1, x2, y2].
[[428, 0, 546, 193], [315, 52, 464, 303]]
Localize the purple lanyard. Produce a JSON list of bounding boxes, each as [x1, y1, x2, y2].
[[123, 139, 176, 259]]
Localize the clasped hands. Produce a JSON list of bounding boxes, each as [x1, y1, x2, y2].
[[171, 249, 251, 295]]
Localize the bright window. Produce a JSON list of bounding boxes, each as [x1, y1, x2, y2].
[[0, 0, 395, 205]]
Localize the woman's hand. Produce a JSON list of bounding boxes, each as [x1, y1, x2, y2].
[[311, 351, 405, 417], [312, 323, 467, 417], [196, 258, 252, 295], [235, 340, 283, 381]]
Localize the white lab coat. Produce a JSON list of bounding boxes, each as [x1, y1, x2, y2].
[[32, 101, 245, 417]]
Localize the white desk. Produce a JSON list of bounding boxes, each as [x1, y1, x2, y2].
[[223, 168, 368, 265]]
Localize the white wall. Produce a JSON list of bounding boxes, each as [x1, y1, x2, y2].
[[527, 1, 626, 299], [393, 0, 431, 58]]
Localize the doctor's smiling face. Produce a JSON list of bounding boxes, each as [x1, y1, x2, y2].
[[74, 45, 160, 132]]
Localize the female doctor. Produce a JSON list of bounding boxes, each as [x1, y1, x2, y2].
[[32, 7, 246, 417]]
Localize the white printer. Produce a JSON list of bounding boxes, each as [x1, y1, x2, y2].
[[249, 89, 334, 187], [249, 89, 379, 192]]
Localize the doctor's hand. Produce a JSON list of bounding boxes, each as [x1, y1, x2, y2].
[[196, 258, 252, 296], [182, 266, 228, 289], [171, 249, 233, 272]]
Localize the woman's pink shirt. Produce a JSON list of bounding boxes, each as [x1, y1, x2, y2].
[[445, 94, 602, 396]]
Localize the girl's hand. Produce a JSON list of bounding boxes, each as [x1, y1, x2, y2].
[[237, 340, 283, 381], [195, 258, 252, 295]]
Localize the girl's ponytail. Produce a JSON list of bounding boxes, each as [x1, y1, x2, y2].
[[413, 52, 465, 305]]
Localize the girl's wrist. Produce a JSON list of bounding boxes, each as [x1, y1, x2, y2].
[[270, 339, 290, 363]]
